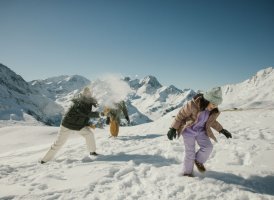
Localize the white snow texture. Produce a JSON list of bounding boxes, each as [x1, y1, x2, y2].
[[0, 109, 274, 199]]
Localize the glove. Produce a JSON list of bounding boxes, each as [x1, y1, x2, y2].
[[219, 129, 232, 139], [167, 128, 177, 140], [89, 111, 99, 118], [125, 116, 130, 124], [106, 116, 110, 125]]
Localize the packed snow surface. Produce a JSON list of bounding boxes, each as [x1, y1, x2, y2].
[[0, 108, 274, 199]]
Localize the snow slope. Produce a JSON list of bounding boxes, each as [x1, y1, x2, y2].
[[0, 64, 63, 126], [221, 67, 274, 110], [0, 109, 274, 200]]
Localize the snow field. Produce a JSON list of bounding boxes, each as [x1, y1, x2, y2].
[[0, 109, 274, 199]]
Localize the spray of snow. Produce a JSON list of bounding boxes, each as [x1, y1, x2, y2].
[[88, 74, 133, 108]]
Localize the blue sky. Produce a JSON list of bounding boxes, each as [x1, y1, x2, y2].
[[0, 0, 273, 90]]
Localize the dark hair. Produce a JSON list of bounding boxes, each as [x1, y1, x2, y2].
[[194, 93, 219, 114], [193, 93, 209, 111]]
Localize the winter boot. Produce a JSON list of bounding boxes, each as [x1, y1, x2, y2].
[[90, 152, 99, 156], [40, 160, 46, 164], [183, 173, 194, 177], [195, 160, 206, 173]]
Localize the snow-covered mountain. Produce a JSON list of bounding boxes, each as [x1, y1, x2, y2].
[[1, 63, 274, 126], [0, 64, 63, 125], [0, 64, 192, 126], [30, 75, 90, 110], [89, 75, 195, 123], [220, 67, 274, 110], [124, 76, 196, 120]]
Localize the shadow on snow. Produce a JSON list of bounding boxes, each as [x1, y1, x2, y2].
[[94, 152, 179, 167], [117, 134, 163, 141], [204, 171, 274, 196]]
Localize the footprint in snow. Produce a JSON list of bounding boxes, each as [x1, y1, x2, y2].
[[114, 166, 135, 179], [46, 174, 67, 181], [38, 184, 48, 190]]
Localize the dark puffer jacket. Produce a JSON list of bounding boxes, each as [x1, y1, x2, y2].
[[61, 95, 99, 130]]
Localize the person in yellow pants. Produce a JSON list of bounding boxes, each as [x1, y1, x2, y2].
[[103, 100, 130, 137]]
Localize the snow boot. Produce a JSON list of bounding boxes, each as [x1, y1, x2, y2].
[[40, 160, 46, 164], [195, 160, 206, 173], [90, 152, 99, 156], [183, 173, 194, 177]]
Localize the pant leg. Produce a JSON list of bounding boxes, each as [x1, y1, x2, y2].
[[110, 117, 119, 137], [195, 131, 213, 164], [42, 125, 71, 162], [182, 131, 196, 174], [79, 127, 96, 153]]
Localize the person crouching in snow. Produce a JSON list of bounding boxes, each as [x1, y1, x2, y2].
[[40, 87, 100, 164], [167, 87, 232, 176], [102, 100, 130, 137]]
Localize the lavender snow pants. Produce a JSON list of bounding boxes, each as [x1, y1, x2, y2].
[[182, 130, 213, 174]]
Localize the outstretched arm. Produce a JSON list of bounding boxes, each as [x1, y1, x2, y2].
[[120, 101, 130, 122], [73, 108, 99, 118]]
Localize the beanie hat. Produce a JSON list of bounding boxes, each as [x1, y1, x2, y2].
[[204, 87, 223, 105]]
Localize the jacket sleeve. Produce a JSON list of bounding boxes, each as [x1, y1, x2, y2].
[[120, 101, 129, 118], [211, 120, 223, 132], [171, 101, 192, 130], [74, 108, 99, 118], [208, 111, 223, 132]]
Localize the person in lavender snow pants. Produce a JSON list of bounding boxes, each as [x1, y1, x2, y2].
[[167, 87, 232, 177]]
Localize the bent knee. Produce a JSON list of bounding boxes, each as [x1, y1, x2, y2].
[[207, 143, 213, 152]]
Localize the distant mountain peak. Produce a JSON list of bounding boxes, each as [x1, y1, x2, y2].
[[140, 75, 162, 88], [221, 66, 274, 110], [0, 63, 31, 94], [166, 85, 183, 93], [32, 75, 90, 85], [0, 63, 63, 125], [29, 74, 91, 111], [255, 67, 273, 78], [246, 66, 273, 85]]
